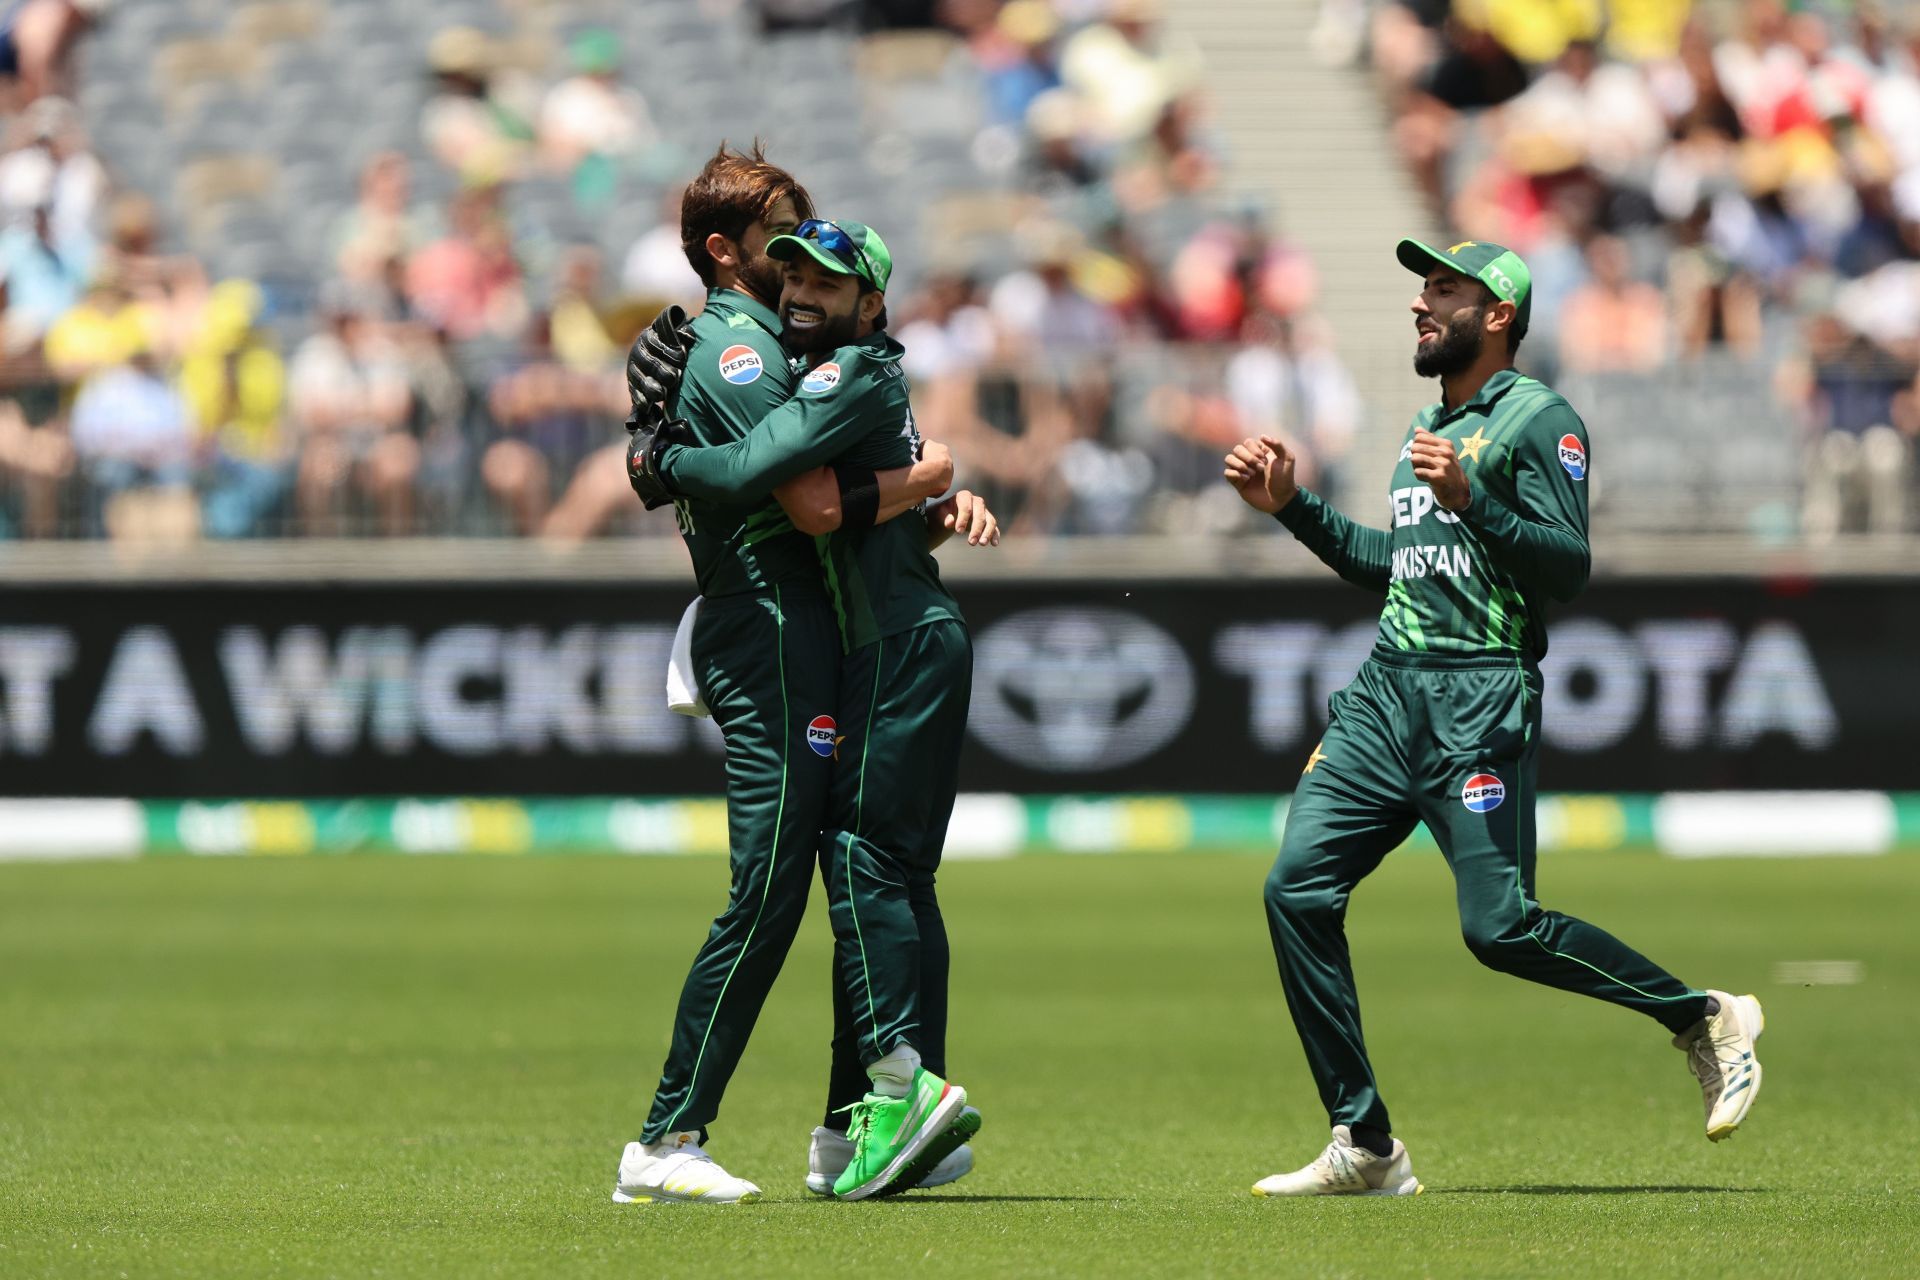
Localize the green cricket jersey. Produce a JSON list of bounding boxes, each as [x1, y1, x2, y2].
[[667, 288, 824, 599], [1277, 368, 1590, 660], [660, 332, 961, 651]]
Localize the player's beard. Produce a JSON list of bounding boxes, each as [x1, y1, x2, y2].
[[1413, 309, 1484, 378], [782, 300, 860, 355], [737, 247, 785, 307]]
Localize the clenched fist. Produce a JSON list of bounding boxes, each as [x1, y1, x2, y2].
[[1409, 428, 1470, 512], [1223, 435, 1299, 514]]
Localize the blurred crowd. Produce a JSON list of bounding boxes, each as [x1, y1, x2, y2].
[[0, 9, 668, 541], [1347, 0, 1920, 535], [889, 0, 1361, 536], [0, 0, 1369, 542]]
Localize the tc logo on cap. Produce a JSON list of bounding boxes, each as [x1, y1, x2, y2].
[[1462, 772, 1505, 813], [718, 344, 764, 385]]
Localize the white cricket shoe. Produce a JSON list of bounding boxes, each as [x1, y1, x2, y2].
[[805, 1107, 978, 1196], [611, 1133, 762, 1204], [1252, 1125, 1423, 1197], [1674, 990, 1765, 1141]]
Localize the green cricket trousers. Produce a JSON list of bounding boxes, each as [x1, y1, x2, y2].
[[642, 586, 841, 1143], [1265, 647, 1709, 1135], [818, 618, 973, 1122]]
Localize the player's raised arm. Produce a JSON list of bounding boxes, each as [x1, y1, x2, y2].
[[1226, 434, 1391, 593]]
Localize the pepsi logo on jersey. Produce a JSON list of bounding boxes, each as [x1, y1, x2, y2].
[[1461, 772, 1505, 813], [1558, 434, 1586, 480], [718, 345, 764, 385]]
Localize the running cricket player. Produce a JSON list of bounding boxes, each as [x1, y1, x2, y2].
[[1223, 237, 1765, 1197]]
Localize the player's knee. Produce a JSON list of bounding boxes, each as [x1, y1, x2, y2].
[[1264, 863, 1331, 926], [1461, 917, 1531, 971]]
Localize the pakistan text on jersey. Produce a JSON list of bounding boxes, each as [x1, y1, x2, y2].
[[1391, 544, 1475, 580]]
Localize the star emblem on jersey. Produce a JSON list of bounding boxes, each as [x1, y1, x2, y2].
[[1456, 427, 1491, 464], [1304, 742, 1328, 774]]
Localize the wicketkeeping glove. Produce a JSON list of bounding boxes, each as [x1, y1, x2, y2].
[[625, 305, 695, 436], [626, 418, 694, 511]]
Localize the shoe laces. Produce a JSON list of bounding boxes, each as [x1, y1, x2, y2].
[[834, 1100, 875, 1152], [1685, 1032, 1720, 1085], [1321, 1140, 1361, 1185]]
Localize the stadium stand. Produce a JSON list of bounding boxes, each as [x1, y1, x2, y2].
[[0, 0, 1912, 543]]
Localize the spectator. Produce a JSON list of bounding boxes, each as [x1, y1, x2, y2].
[[620, 186, 702, 308], [1225, 310, 1360, 504], [1667, 200, 1764, 361], [0, 198, 91, 351], [1558, 234, 1671, 375], [895, 270, 1021, 504], [331, 151, 432, 282], [420, 26, 533, 188], [481, 312, 621, 536], [0, 395, 70, 538], [178, 280, 292, 538], [393, 319, 471, 533], [547, 243, 617, 373], [1501, 39, 1666, 185], [1057, 0, 1201, 146], [44, 268, 147, 383], [1019, 89, 1102, 202], [1867, 11, 1920, 174], [96, 193, 207, 361], [988, 225, 1122, 354], [288, 287, 416, 536], [1392, 11, 1530, 203], [0, 0, 106, 108], [538, 28, 654, 200], [68, 347, 195, 539], [404, 186, 527, 342], [1792, 309, 1915, 537], [975, 1, 1062, 131], [0, 96, 105, 246]]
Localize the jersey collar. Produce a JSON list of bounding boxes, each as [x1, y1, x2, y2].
[[703, 286, 783, 336], [848, 331, 906, 361], [1437, 367, 1522, 423]]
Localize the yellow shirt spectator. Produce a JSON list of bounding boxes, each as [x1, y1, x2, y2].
[[44, 288, 152, 381], [179, 342, 287, 462]]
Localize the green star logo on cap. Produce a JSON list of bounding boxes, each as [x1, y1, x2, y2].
[[1397, 236, 1532, 338]]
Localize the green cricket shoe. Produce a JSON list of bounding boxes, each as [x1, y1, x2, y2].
[[869, 1105, 981, 1200], [831, 1069, 970, 1201]]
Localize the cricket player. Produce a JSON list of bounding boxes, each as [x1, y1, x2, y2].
[[611, 148, 952, 1207], [630, 217, 995, 1200], [1224, 238, 1765, 1197]]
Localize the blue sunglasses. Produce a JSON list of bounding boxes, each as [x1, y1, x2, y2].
[[796, 218, 880, 289]]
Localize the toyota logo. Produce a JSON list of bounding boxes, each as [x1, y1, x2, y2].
[[969, 607, 1195, 771]]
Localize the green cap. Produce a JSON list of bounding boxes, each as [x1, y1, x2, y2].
[[1396, 237, 1531, 338], [767, 218, 893, 294], [570, 28, 620, 74]]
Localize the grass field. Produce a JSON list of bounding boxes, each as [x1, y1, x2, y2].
[[2, 848, 1914, 1278]]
